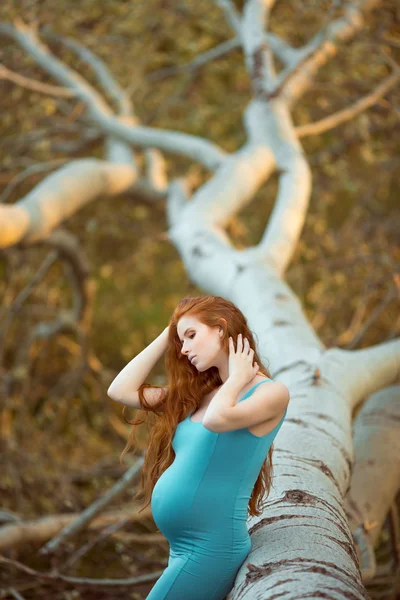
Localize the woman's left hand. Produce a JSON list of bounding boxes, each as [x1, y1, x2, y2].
[[228, 334, 259, 386]]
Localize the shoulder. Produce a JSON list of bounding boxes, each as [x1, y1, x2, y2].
[[256, 377, 289, 400], [207, 378, 289, 433], [254, 379, 290, 407]]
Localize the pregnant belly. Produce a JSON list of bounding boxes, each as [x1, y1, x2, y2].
[[150, 460, 249, 551], [151, 466, 194, 539]]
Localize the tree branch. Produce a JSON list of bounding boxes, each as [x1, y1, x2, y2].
[[344, 385, 400, 580], [273, 0, 384, 106], [40, 25, 134, 115], [241, 0, 276, 96], [146, 36, 240, 82], [40, 456, 144, 555], [0, 62, 76, 97], [144, 149, 168, 192], [331, 338, 400, 405], [0, 158, 139, 248], [295, 69, 400, 138], [0, 554, 163, 588], [0, 502, 153, 551], [216, 0, 297, 67], [243, 100, 312, 275], [215, 0, 242, 35], [0, 20, 226, 169]]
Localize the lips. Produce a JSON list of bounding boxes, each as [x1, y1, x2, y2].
[[190, 355, 197, 363]]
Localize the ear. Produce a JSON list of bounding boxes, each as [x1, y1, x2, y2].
[[219, 318, 227, 336]]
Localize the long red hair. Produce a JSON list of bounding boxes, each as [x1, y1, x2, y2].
[[120, 295, 275, 517]]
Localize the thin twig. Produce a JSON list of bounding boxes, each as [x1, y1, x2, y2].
[[0, 554, 164, 588], [0, 63, 76, 97], [58, 517, 131, 572], [39, 456, 144, 555], [296, 70, 400, 137], [146, 37, 240, 82], [8, 588, 26, 600]]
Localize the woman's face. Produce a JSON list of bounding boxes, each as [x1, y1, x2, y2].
[[177, 315, 225, 372]]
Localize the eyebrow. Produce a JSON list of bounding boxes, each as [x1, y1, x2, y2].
[[179, 327, 193, 342]]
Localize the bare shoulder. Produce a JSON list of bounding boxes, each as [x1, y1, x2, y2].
[[205, 378, 288, 433], [265, 379, 289, 398], [255, 376, 289, 399]]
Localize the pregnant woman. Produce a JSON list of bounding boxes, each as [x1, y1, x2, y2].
[[107, 295, 290, 600]]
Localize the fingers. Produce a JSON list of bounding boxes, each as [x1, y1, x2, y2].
[[237, 334, 253, 355], [237, 333, 243, 353], [230, 334, 254, 356]]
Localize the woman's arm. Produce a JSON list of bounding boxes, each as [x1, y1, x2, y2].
[[107, 326, 169, 409]]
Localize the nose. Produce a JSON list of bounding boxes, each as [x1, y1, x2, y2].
[[181, 343, 190, 356]]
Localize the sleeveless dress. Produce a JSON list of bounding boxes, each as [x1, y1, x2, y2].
[[147, 379, 287, 599]]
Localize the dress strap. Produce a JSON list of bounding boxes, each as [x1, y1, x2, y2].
[[238, 378, 273, 403]]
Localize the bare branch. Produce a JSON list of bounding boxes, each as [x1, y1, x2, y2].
[[40, 456, 144, 555], [333, 338, 400, 405], [0, 250, 57, 333], [37, 25, 172, 195], [167, 178, 191, 229], [0, 159, 69, 204], [344, 385, 400, 579], [261, 0, 345, 102], [2, 120, 97, 148], [88, 109, 226, 171], [0, 158, 138, 248], [343, 285, 399, 349], [0, 503, 153, 551], [0, 20, 113, 114], [1, 122, 102, 155], [166, 94, 312, 279], [144, 149, 168, 192], [0, 20, 226, 169], [146, 37, 240, 82], [40, 25, 134, 115], [215, 0, 242, 34], [3, 231, 93, 406], [0, 19, 139, 171], [296, 69, 400, 137], [216, 0, 297, 66], [274, 0, 384, 106], [241, 99, 312, 275], [266, 32, 298, 67], [59, 516, 131, 572], [242, 0, 276, 95], [50, 130, 102, 153], [0, 62, 76, 97], [0, 554, 162, 588]]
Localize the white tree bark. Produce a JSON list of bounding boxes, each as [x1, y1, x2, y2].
[[344, 386, 400, 581], [1, 1, 399, 597]]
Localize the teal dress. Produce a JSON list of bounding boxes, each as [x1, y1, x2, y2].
[[148, 379, 287, 599]]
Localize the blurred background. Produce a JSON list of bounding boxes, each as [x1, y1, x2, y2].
[[0, 0, 399, 598]]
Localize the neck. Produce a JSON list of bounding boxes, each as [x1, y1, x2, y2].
[[215, 357, 230, 383]]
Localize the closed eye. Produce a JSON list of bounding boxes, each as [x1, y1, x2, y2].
[[180, 333, 195, 345]]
